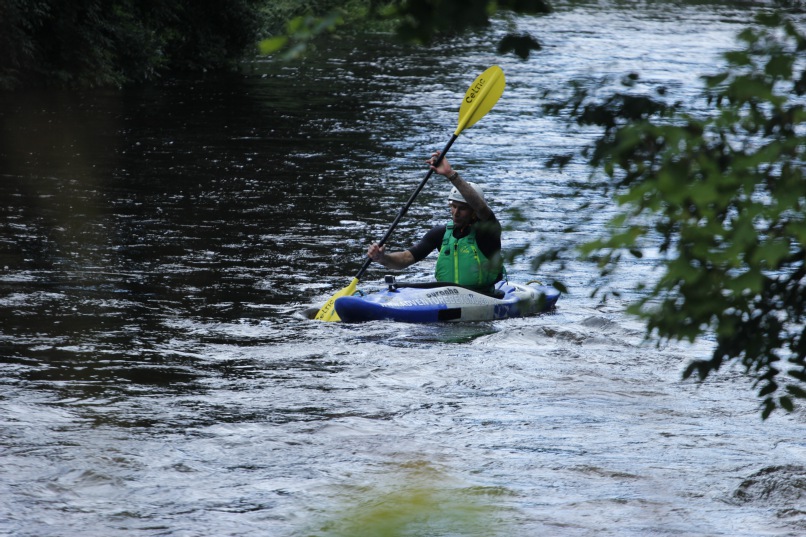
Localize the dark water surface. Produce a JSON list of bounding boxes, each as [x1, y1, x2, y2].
[[2, 2, 806, 536]]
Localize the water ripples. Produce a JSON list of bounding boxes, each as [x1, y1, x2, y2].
[[3, 2, 806, 536]]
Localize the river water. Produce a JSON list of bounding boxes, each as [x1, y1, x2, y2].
[[2, 2, 806, 536]]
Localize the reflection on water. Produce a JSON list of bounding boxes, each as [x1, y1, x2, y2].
[[2, 2, 806, 536]]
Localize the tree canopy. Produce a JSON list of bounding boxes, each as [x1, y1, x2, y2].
[[0, 0, 265, 89], [543, 12, 806, 418], [0, 0, 551, 90]]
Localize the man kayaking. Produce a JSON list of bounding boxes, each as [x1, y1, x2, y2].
[[366, 151, 504, 294]]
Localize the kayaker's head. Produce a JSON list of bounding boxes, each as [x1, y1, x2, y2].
[[447, 181, 485, 206], [448, 182, 484, 227]]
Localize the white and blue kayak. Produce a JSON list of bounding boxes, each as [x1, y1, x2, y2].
[[333, 279, 560, 323]]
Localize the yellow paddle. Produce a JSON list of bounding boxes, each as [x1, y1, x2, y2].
[[315, 65, 506, 321]]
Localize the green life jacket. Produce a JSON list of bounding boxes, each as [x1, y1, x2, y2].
[[434, 223, 503, 293]]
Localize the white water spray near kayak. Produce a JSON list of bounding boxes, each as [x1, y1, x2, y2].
[[1, 3, 805, 536]]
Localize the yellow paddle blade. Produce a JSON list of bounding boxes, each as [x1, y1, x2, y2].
[[314, 277, 359, 322], [455, 65, 506, 135]]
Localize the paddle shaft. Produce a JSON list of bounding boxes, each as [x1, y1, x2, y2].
[[353, 134, 458, 281]]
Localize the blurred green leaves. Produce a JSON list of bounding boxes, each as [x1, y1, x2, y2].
[[543, 12, 806, 418], [309, 460, 511, 537], [259, 0, 551, 60], [258, 10, 344, 59]]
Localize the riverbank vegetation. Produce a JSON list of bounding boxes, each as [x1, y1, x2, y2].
[[0, 0, 550, 90]]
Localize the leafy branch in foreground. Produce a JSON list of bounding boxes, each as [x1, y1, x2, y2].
[[544, 13, 806, 418]]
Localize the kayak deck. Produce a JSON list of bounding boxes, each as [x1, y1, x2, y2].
[[333, 280, 559, 323]]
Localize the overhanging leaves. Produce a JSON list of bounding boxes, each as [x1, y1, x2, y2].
[[543, 12, 806, 418]]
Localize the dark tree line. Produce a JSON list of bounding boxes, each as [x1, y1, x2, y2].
[[0, 0, 553, 90], [0, 0, 264, 89]]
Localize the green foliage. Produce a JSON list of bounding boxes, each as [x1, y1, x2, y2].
[[545, 13, 806, 418], [256, 0, 381, 59], [1, 0, 555, 87], [260, 0, 551, 59], [258, 10, 345, 59], [0, 0, 266, 89], [307, 461, 511, 536]]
